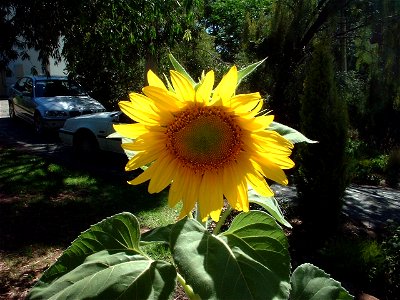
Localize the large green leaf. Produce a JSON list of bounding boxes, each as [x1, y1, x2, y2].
[[248, 188, 292, 228], [35, 212, 141, 284], [290, 263, 353, 300], [141, 223, 174, 244], [268, 121, 318, 144], [221, 211, 291, 289], [170, 213, 291, 300], [29, 250, 176, 300]]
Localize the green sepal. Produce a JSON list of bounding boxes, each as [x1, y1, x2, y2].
[[237, 57, 267, 86], [168, 53, 196, 87], [268, 121, 318, 144]]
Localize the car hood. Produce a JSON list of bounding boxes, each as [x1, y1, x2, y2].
[[67, 111, 120, 122], [35, 96, 105, 111]]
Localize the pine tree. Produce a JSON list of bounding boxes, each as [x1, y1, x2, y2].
[[296, 40, 349, 233]]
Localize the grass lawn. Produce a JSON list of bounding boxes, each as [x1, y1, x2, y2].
[[0, 146, 179, 299]]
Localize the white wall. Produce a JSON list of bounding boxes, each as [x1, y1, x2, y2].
[[1, 38, 67, 96]]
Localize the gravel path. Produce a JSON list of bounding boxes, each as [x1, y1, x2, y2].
[[272, 181, 400, 230]]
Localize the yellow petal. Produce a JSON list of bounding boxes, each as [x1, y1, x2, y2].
[[223, 157, 249, 211], [199, 171, 223, 221], [122, 132, 165, 151], [219, 66, 238, 106], [170, 70, 196, 102], [127, 165, 155, 185], [254, 158, 289, 185], [168, 166, 186, 207], [246, 169, 274, 197], [236, 177, 249, 212], [196, 70, 214, 104], [118, 101, 159, 125], [222, 164, 238, 208], [209, 173, 223, 222], [178, 168, 199, 218], [113, 123, 149, 139], [148, 155, 177, 193], [255, 130, 293, 148], [250, 132, 293, 155], [185, 172, 201, 211], [142, 86, 183, 111], [125, 147, 164, 171], [238, 100, 264, 119], [239, 115, 275, 132], [147, 69, 167, 90], [249, 140, 295, 169], [229, 93, 261, 113]]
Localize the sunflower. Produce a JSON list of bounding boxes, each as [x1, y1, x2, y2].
[[114, 66, 294, 222]]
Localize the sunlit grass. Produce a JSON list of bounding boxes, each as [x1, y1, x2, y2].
[[63, 176, 97, 187], [0, 147, 173, 237], [0, 146, 181, 296]]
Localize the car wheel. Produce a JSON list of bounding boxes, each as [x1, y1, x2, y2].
[[73, 130, 99, 158], [9, 101, 17, 119], [34, 112, 44, 134]]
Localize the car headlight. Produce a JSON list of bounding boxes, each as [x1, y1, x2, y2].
[[44, 110, 68, 118]]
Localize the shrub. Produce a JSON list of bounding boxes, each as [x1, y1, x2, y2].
[[385, 148, 400, 188], [296, 39, 349, 231]]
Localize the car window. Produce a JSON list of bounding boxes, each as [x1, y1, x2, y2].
[[35, 80, 88, 97], [15, 78, 28, 92], [24, 78, 33, 95]]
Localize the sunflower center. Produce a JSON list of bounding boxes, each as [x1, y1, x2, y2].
[[166, 105, 242, 171]]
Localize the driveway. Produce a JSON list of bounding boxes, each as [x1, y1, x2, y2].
[[1, 98, 400, 229]]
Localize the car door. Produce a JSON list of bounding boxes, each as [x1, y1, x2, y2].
[[20, 78, 35, 122], [10, 78, 27, 118]]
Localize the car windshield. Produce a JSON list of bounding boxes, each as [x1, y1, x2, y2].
[[35, 80, 87, 97]]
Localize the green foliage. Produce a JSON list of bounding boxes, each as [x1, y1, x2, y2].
[[28, 211, 353, 299], [0, 148, 174, 248], [290, 263, 353, 300], [247, 188, 292, 228], [28, 213, 177, 299], [62, 0, 204, 108], [317, 234, 400, 299], [353, 155, 388, 185], [381, 224, 400, 298], [336, 71, 367, 128], [205, 0, 274, 61], [385, 148, 400, 188], [345, 132, 390, 185], [296, 40, 349, 230], [166, 30, 225, 82]]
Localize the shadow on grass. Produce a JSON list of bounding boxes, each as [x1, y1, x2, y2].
[[0, 147, 167, 250]]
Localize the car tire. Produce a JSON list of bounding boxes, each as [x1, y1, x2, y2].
[[9, 101, 16, 119], [73, 130, 99, 158], [34, 112, 44, 134]]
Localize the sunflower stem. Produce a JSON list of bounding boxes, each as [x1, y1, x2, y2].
[[177, 272, 200, 300], [213, 205, 232, 235]]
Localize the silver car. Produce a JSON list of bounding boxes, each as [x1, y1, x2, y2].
[[8, 75, 106, 133], [59, 111, 132, 155]]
